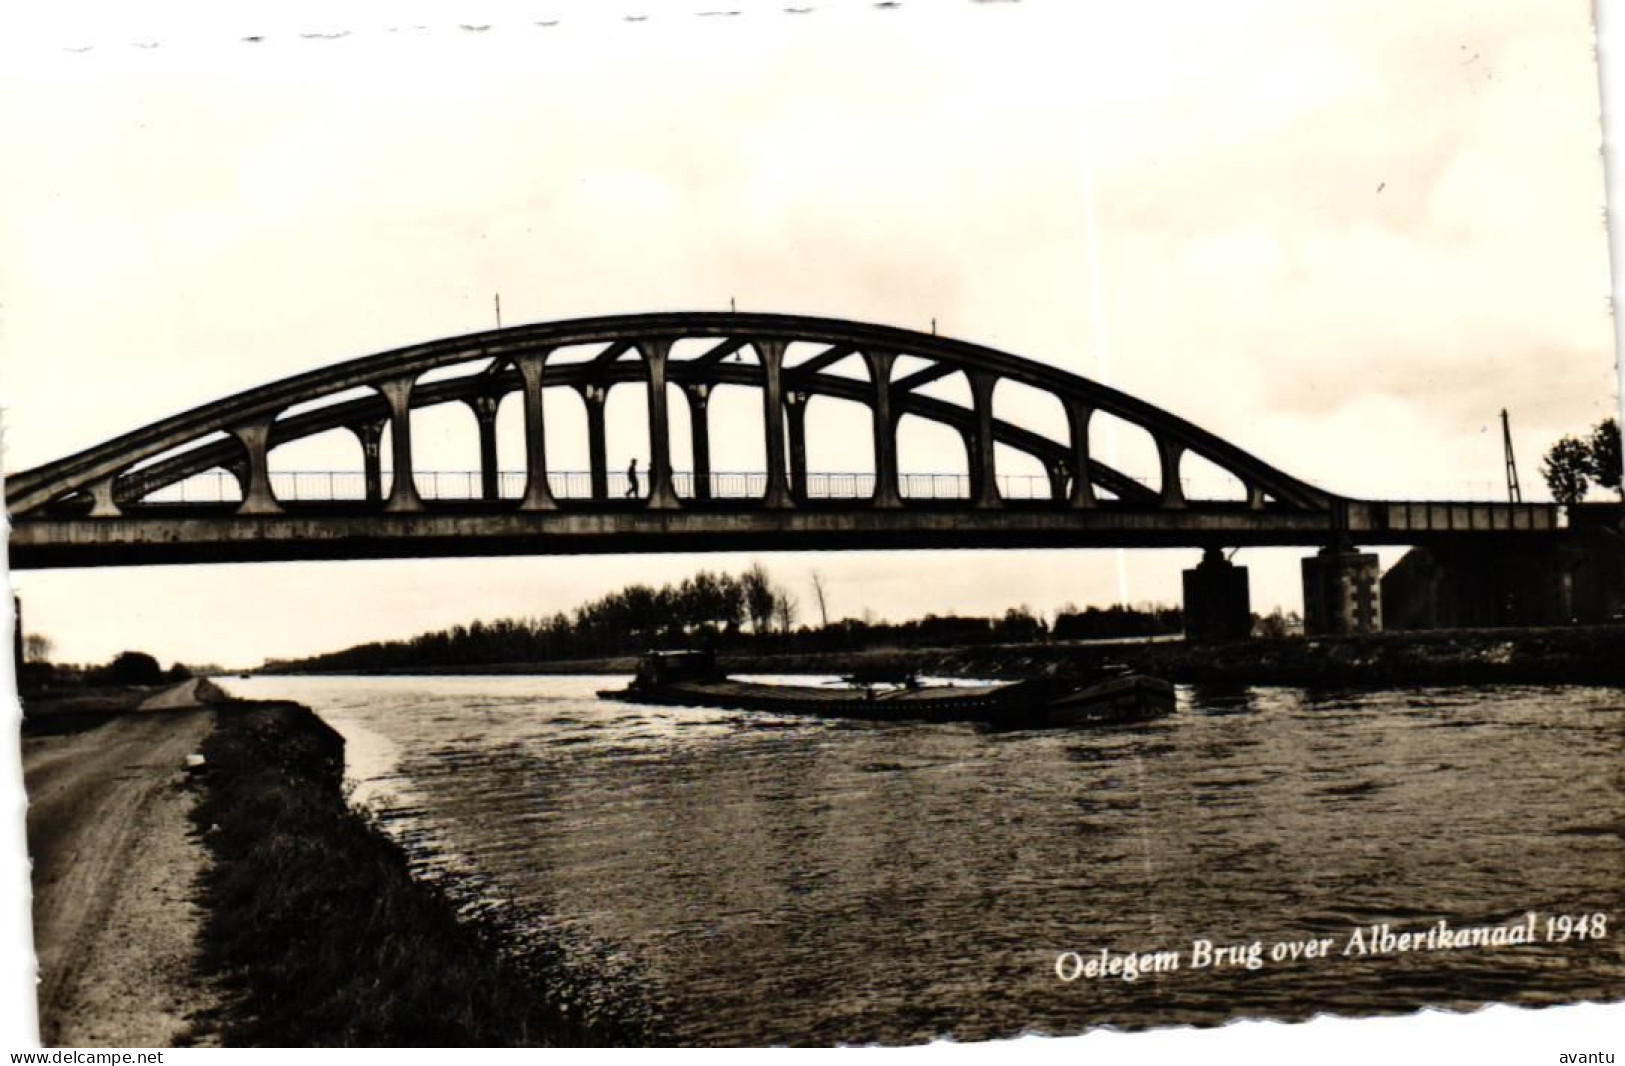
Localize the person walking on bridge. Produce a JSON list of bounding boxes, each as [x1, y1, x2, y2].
[[626, 458, 641, 499]]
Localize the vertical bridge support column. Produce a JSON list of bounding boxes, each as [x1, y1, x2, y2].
[[1045, 462, 1069, 502], [467, 394, 501, 502], [230, 416, 283, 515], [376, 376, 425, 512], [639, 339, 680, 510], [84, 478, 122, 518], [582, 385, 609, 501], [758, 340, 793, 509], [786, 391, 809, 502], [1158, 438, 1187, 509], [1065, 399, 1096, 508], [1182, 548, 1252, 641], [350, 420, 385, 504], [958, 427, 978, 500], [684, 384, 712, 501], [865, 350, 902, 508], [515, 354, 558, 511], [1302, 547, 1383, 635], [968, 370, 1002, 510]]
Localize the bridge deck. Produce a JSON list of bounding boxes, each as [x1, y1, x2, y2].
[[7, 498, 1561, 569]]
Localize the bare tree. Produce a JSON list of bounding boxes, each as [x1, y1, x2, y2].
[[773, 589, 799, 634], [809, 571, 830, 628], [24, 633, 54, 663], [741, 562, 776, 634]]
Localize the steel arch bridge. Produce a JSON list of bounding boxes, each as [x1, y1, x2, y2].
[[4, 312, 1556, 569]]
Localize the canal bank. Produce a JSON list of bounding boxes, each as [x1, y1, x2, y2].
[[262, 624, 1625, 688], [185, 698, 656, 1046], [737, 623, 1625, 687], [20, 676, 659, 1047]]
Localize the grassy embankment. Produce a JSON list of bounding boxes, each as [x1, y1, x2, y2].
[[190, 700, 657, 1046], [20, 685, 165, 736]]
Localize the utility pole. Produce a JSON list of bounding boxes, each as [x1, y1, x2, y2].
[[1501, 408, 1523, 503], [494, 293, 502, 329]]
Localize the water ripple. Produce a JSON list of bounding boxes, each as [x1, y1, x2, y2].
[[230, 675, 1625, 1046]]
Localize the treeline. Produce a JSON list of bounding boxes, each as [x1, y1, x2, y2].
[[1541, 417, 1621, 504], [1052, 604, 1185, 641], [269, 564, 795, 672], [265, 565, 1185, 674], [19, 649, 196, 696]]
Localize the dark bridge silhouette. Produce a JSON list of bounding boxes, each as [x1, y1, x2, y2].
[[6, 311, 1559, 636]]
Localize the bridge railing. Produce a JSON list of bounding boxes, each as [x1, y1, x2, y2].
[[126, 469, 1119, 504], [119, 467, 1528, 509]]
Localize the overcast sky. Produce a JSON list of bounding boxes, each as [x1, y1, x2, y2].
[[1, 0, 1618, 666]]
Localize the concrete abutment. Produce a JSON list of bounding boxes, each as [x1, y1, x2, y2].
[[1302, 547, 1383, 635], [1381, 522, 1625, 629]]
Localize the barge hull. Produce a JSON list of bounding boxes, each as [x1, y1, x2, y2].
[[599, 674, 1175, 727]]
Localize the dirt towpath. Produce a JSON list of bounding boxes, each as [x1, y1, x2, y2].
[[23, 703, 218, 1046], [137, 678, 227, 712]]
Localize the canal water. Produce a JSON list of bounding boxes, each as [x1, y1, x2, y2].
[[228, 676, 1624, 1046]]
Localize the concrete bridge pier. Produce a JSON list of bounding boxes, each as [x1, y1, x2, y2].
[[1302, 546, 1382, 635], [1182, 548, 1252, 640]]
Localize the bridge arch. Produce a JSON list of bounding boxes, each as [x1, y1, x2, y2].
[[5, 311, 1335, 525]]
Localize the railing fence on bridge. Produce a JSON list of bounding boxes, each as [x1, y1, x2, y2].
[[127, 469, 1103, 504], [125, 469, 1525, 507]]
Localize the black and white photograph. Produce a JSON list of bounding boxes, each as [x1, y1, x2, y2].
[[2, 0, 1623, 1052]]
